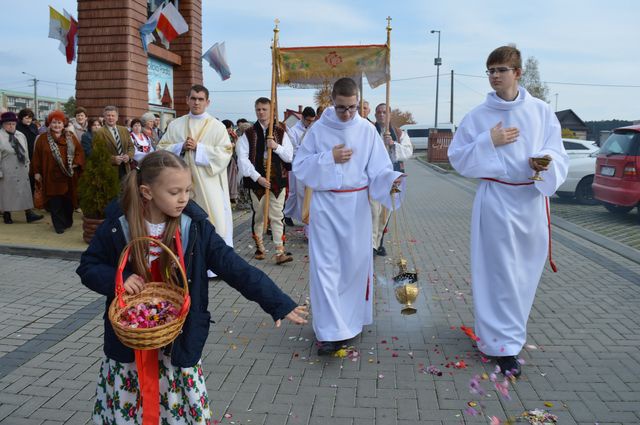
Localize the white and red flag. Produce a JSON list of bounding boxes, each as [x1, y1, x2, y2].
[[155, 2, 188, 43]]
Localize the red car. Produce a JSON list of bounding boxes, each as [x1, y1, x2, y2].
[[592, 124, 640, 217]]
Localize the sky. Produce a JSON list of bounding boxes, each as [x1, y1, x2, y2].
[[1, 0, 638, 126]]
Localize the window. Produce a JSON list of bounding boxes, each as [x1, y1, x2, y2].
[[563, 141, 589, 150], [407, 129, 429, 138], [600, 132, 640, 156]]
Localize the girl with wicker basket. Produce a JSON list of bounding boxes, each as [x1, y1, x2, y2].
[[77, 150, 308, 424]]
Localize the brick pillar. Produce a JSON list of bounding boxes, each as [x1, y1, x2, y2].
[[170, 0, 203, 117], [76, 0, 149, 123]]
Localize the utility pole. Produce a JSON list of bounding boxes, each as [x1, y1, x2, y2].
[[554, 93, 559, 112], [430, 30, 441, 129], [450, 69, 454, 124], [22, 72, 38, 120]]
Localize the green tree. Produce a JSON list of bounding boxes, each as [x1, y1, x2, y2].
[[561, 128, 576, 138], [78, 139, 119, 219], [521, 57, 549, 102], [62, 96, 76, 117]]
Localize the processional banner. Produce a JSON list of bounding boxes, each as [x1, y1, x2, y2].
[[276, 44, 389, 89]]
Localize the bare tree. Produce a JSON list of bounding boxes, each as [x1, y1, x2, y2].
[[390, 108, 416, 128], [521, 57, 549, 102]]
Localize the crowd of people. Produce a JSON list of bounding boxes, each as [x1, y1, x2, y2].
[[3, 45, 570, 424]]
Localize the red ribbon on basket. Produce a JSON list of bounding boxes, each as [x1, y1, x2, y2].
[[115, 229, 190, 424]]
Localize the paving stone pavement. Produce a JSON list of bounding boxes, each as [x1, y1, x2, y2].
[[549, 199, 640, 251], [1, 159, 639, 424]]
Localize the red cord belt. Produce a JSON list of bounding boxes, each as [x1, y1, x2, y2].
[[330, 186, 368, 193], [481, 178, 558, 272]]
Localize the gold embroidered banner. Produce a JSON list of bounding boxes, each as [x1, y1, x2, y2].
[[276, 44, 389, 89]]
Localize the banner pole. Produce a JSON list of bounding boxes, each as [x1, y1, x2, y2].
[[263, 19, 279, 235], [384, 16, 392, 137]]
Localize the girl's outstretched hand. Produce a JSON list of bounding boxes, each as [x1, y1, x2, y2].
[[123, 274, 145, 295], [275, 305, 309, 327]]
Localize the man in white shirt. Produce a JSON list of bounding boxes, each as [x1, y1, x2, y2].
[[236, 97, 294, 265], [371, 103, 414, 256]]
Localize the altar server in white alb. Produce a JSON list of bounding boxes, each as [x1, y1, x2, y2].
[[158, 84, 234, 247], [283, 106, 315, 225], [294, 78, 406, 356], [448, 46, 568, 377]]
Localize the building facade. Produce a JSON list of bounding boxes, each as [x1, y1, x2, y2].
[[0, 90, 65, 121]]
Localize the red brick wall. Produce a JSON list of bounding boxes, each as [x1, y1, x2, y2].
[[76, 0, 149, 122], [76, 0, 203, 122], [169, 0, 203, 117]]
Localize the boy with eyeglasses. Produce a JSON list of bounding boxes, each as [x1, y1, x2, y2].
[[293, 78, 405, 355], [448, 46, 568, 377]]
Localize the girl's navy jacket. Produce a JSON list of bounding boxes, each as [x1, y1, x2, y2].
[[77, 200, 297, 367]]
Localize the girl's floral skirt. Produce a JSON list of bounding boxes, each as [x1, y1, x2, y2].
[[92, 351, 212, 424]]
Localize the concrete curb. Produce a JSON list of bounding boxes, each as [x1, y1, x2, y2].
[[413, 157, 640, 266], [551, 215, 640, 265]]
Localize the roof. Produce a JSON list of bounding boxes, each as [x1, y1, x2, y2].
[[0, 88, 66, 103], [615, 124, 640, 132], [555, 109, 587, 131]]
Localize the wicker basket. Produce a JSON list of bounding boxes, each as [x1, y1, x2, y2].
[[108, 236, 191, 350]]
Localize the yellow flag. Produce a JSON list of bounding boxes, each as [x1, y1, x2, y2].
[[276, 44, 390, 89], [49, 6, 71, 43]]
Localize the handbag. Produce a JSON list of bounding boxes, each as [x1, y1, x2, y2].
[[33, 180, 45, 209]]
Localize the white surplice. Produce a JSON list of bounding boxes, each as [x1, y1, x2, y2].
[[284, 120, 309, 222], [448, 87, 568, 356], [158, 112, 234, 246], [293, 107, 404, 342]]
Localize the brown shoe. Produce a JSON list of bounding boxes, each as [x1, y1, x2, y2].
[[252, 234, 266, 260], [275, 251, 293, 265]]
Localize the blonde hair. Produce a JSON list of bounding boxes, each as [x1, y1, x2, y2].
[[121, 150, 189, 283]]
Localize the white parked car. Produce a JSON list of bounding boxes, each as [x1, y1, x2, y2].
[[556, 153, 599, 205], [400, 123, 455, 150], [562, 138, 598, 158]]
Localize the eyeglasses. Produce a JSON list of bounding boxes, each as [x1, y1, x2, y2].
[[334, 104, 358, 113], [486, 67, 516, 76]]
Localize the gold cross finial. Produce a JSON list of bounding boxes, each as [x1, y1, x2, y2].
[[386, 16, 392, 30]]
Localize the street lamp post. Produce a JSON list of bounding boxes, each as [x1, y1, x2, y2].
[[22, 71, 38, 120], [554, 93, 559, 112], [430, 30, 441, 129]]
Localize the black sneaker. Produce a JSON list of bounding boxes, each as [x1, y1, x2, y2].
[[284, 217, 294, 226], [373, 248, 378, 256], [376, 246, 387, 256], [317, 341, 339, 356], [3, 212, 13, 224], [497, 356, 521, 377]]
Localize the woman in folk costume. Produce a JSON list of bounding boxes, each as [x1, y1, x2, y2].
[[31, 110, 85, 234], [129, 118, 155, 165], [448, 45, 568, 377], [77, 150, 307, 424], [0, 112, 43, 224], [158, 84, 234, 248], [293, 78, 406, 355], [141, 112, 160, 149]]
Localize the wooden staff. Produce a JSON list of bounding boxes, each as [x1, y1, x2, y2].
[[263, 19, 280, 234], [384, 16, 392, 137]]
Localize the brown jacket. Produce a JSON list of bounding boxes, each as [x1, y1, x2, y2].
[[92, 125, 135, 175], [31, 131, 85, 207]]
